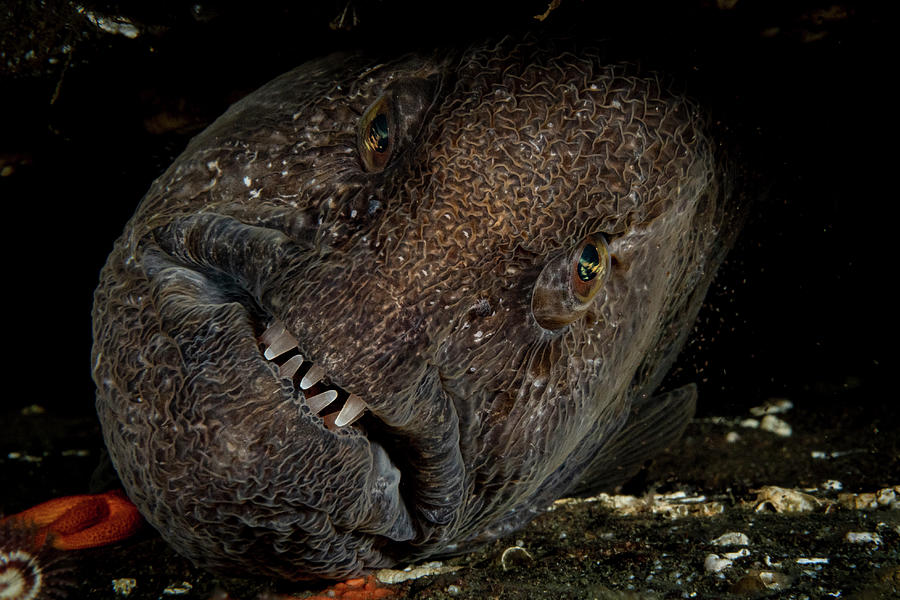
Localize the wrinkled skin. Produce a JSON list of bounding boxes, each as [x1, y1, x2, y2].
[[92, 38, 743, 580]]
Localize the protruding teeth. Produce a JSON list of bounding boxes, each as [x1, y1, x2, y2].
[[278, 355, 304, 378], [306, 389, 338, 413], [260, 321, 286, 346], [264, 329, 299, 360], [334, 394, 367, 427], [300, 364, 325, 390]]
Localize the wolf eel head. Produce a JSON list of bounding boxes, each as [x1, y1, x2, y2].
[[91, 38, 738, 579]]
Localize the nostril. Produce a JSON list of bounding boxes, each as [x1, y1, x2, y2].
[[469, 298, 492, 318]]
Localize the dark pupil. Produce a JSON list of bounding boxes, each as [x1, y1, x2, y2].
[[577, 244, 601, 281], [367, 113, 389, 153]]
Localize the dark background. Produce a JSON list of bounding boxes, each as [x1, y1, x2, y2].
[[0, 0, 891, 494]]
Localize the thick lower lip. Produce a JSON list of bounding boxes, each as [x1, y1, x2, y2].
[[249, 304, 471, 557]]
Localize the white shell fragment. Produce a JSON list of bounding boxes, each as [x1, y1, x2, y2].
[[758, 414, 792, 437], [79, 7, 140, 39], [844, 531, 882, 545], [810, 448, 865, 460], [755, 570, 791, 590], [838, 486, 900, 510], [375, 561, 462, 584], [550, 490, 723, 518], [112, 578, 137, 596], [749, 398, 794, 416], [711, 532, 750, 546], [500, 545, 534, 571], [704, 553, 733, 573], [161, 581, 192, 595], [752, 486, 833, 513], [701, 398, 794, 436], [839, 492, 879, 510], [875, 486, 898, 506]]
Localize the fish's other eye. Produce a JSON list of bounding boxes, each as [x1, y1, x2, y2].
[[572, 234, 610, 303], [358, 96, 393, 173], [531, 233, 610, 330]]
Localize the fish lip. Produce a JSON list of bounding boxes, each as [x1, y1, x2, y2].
[[257, 311, 468, 544], [251, 311, 421, 541], [262, 309, 468, 548], [149, 210, 466, 548]]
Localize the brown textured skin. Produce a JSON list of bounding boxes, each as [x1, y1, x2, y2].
[[92, 38, 742, 580]]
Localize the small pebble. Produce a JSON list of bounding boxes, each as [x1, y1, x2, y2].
[[723, 548, 750, 560], [875, 486, 898, 507], [759, 414, 792, 437], [161, 581, 192, 595], [704, 553, 732, 573], [112, 578, 137, 596], [753, 486, 830, 513], [838, 492, 879, 510], [711, 532, 749, 546], [376, 561, 461, 584], [844, 531, 882, 545], [749, 398, 793, 416], [755, 570, 791, 590]]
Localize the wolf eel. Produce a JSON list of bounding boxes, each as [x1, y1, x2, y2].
[[91, 37, 742, 580]]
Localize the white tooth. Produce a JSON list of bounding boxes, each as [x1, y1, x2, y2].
[[306, 389, 338, 413], [300, 364, 324, 389], [260, 321, 286, 346], [334, 394, 367, 427], [278, 355, 304, 378], [264, 329, 299, 360]]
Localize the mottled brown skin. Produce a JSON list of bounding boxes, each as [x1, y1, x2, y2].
[[92, 38, 742, 580]]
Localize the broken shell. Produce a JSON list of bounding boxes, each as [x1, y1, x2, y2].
[[500, 546, 534, 571]]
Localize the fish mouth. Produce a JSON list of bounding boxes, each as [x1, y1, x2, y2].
[[248, 308, 465, 546], [147, 211, 465, 560], [257, 319, 371, 430], [247, 311, 465, 557]]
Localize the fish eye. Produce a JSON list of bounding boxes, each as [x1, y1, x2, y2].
[[358, 96, 393, 172], [572, 234, 609, 303], [532, 233, 611, 330]]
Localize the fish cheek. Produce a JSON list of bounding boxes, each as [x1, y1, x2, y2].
[[531, 251, 576, 330]]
